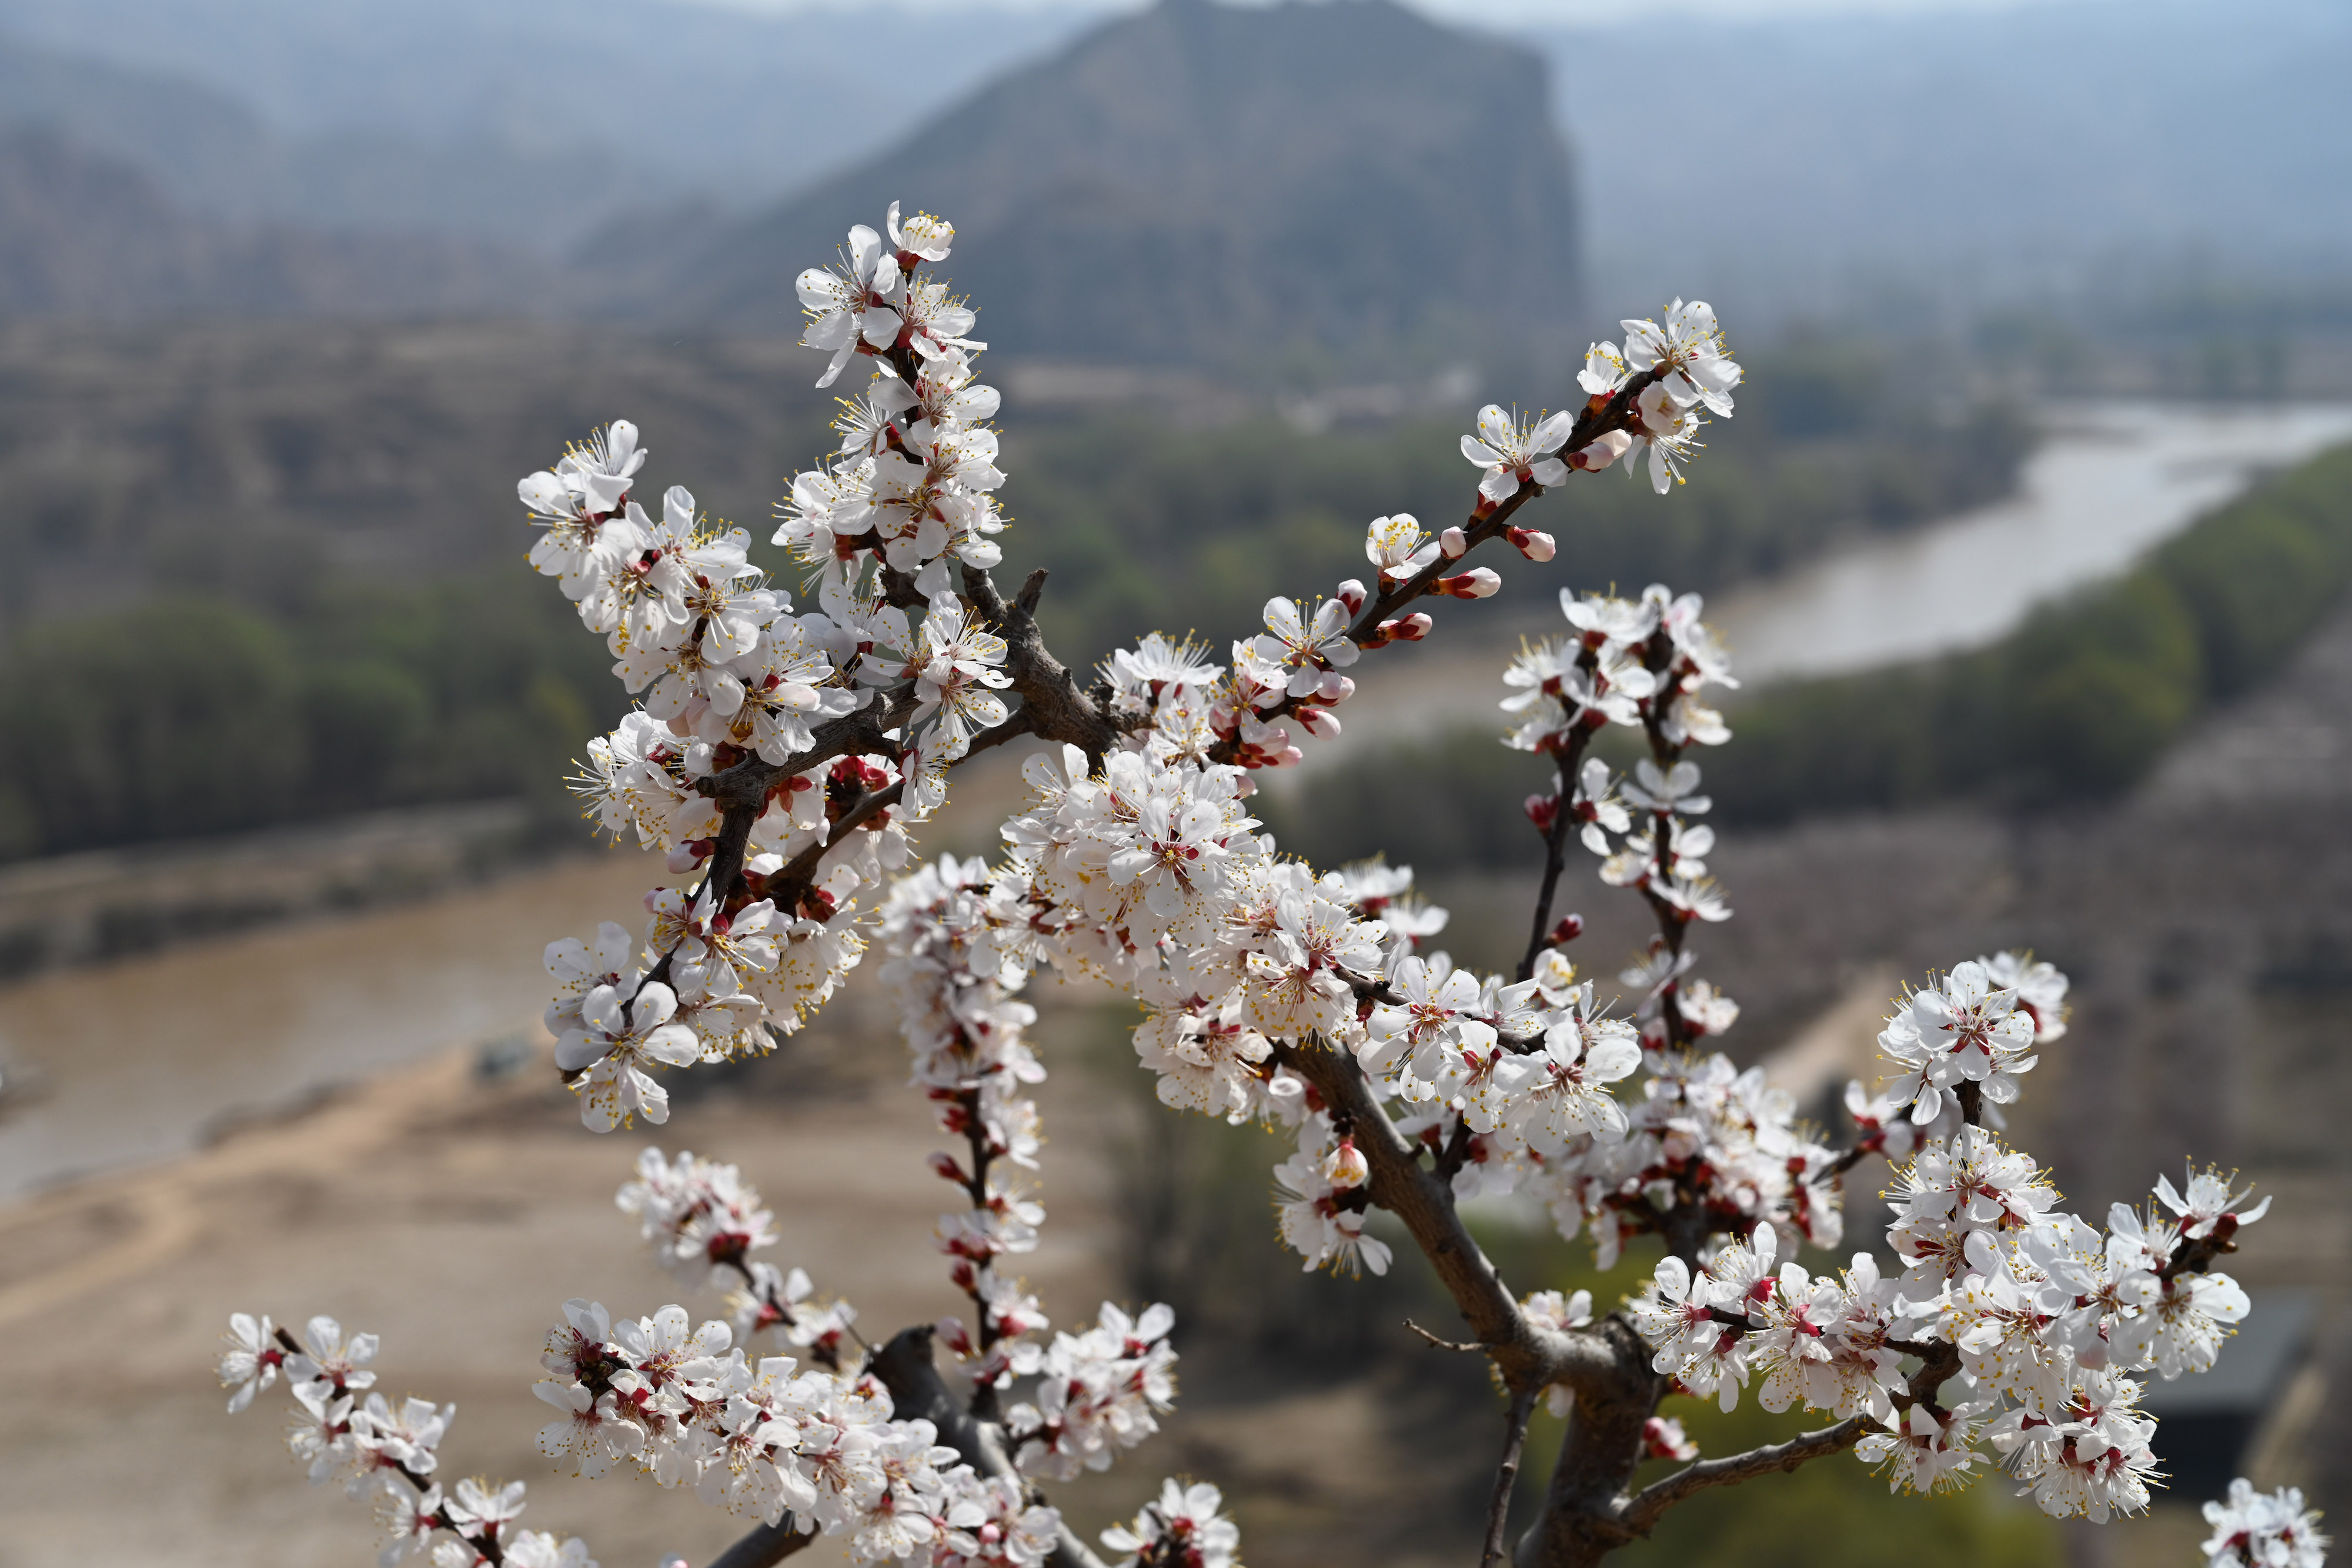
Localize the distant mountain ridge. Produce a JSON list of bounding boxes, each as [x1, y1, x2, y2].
[[0, 0, 1093, 238], [620, 0, 1583, 379], [0, 28, 679, 253], [0, 127, 551, 320]]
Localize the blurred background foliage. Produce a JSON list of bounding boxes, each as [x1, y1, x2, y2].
[[0, 573, 617, 859]]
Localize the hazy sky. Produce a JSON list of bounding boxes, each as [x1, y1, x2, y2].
[[681, 0, 2124, 22]]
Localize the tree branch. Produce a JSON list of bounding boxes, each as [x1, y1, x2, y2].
[[703, 1519, 817, 1568], [1270, 1038, 1615, 1398], [962, 563, 1118, 765], [1517, 726, 1597, 984], [1616, 1418, 1866, 1536], [1212, 369, 1666, 760]]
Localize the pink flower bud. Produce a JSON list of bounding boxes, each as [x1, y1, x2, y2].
[[1549, 913, 1584, 944], [1298, 706, 1342, 740], [1441, 526, 1468, 558], [1335, 578, 1367, 615], [665, 842, 709, 874], [1525, 793, 1559, 831], [1322, 1136, 1369, 1189], [1569, 430, 1633, 471], [1509, 527, 1556, 562], [1381, 611, 1434, 641], [1438, 569, 1501, 599], [1314, 671, 1355, 704]]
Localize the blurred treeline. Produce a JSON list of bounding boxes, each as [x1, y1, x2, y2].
[[0, 326, 2022, 864], [1260, 442, 2352, 870], [0, 577, 616, 860]]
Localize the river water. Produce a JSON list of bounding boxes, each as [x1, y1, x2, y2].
[[0, 852, 660, 1201], [1285, 399, 2352, 765], [1708, 400, 2352, 683], [5, 398, 2348, 1200]]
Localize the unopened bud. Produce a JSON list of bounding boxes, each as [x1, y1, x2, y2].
[[1322, 1136, 1369, 1189], [1379, 611, 1434, 641], [1508, 527, 1556, 562], [666, 840, 713, 874], [1441, 526, 1469, 558], [1298, 705, 1342, 740], [1314, 671, 1355, 704], [1335, 578, 1367, 616], [1438, 569, 1501, 599], [1548, 913, 1585, 944], [928, 1151, 968, 1183], [1525, 793, 1560, 831], [1569, 430, 1633, 471]]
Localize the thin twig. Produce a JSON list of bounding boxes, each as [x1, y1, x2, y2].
[[1482, 1386, 1539, 1567], [1404, 1318, 1484, 1353]]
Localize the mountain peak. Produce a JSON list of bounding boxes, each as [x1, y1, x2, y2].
[[633, 0, 1582, 382]]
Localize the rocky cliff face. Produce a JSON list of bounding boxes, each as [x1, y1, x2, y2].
[[635, 0, 1583, 380]]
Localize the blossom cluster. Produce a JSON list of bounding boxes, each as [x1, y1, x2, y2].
[[1100, 1479, 1244, 1568], [1628, 1042, 2271, 1522], [1504, 585, 1735, 768], [526, 433, 930, 1129], [617, 1147, 858, 1363], [874, 854, 1189, 1482], [616, 1141, 1177, 1523], [776, 208, 1014, 804], [516, 206, 1031, 1127], [534, 1292, 1016, 1563], [2202, 1477, 2329, 1567], [606, 1151, 1131, 1563], [218, 1313, 594, 1568], [876, 857, 1051, 1376], [1575, 299, 1740, 493]]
